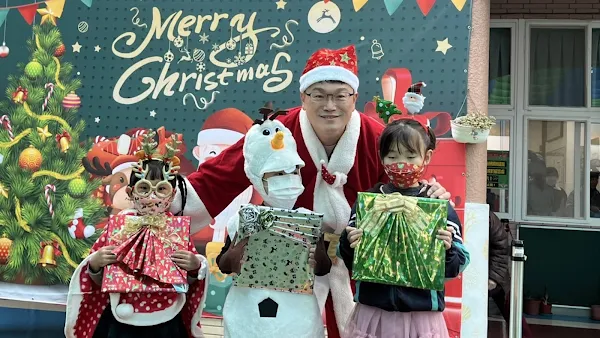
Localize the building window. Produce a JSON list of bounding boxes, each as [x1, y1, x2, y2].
[[592, 29, 600, 108], [487, 120, 511, 214], [589, 124, 600, 218], [528, 28, 586, 107], [489, 28, 512, 106], [526, 120, 586, 219]]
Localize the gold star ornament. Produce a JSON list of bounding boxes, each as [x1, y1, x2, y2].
[[37, 8, 58, 26], [37, 125, 52, 141], [340, 52, 351, 63], [275, 0, 287, 10], [435, 38, 453, 55]]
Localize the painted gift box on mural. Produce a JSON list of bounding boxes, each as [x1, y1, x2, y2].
[[234, 205, 323, 294], [102, 214, 190, 293]]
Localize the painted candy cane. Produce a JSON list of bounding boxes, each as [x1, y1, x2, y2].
[[45, 184, 56, 218], [42, 83, 55, 111], [0, 115, 13, 140]]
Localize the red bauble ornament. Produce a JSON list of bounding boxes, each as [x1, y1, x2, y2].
[[0, 42, 9, 58], [54, 44, 65, 57], [0, 235, 13, 264]]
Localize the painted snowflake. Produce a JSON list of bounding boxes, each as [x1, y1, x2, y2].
[[234, 53, 245, 66], [196, 62, 206, 72]]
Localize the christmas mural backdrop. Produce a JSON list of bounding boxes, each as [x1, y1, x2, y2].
[[0, 0, 473, 332]]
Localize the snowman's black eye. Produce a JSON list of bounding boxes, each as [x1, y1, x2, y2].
[[262, 129, 271, 136], [275, 128, 280, 133]]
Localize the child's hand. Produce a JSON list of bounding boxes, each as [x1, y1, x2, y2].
[[89, 246, 117, 272], [308, 246, 317, 268], [346, 226, 363, 249], [220, 237, 249, 275], [172, 250, 201, 271], [436, 226, 454, 250]]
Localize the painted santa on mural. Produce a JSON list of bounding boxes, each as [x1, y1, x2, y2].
[[173, 45, 451, 337], [192, 108, 256, 243]]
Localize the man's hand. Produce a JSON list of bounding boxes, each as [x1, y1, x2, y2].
[[172, 250, 202, 272], [488, 279, 498, 291], [89, 246, 117, 272], [420, 177, 454, 207], [346, 226, 363, 249]]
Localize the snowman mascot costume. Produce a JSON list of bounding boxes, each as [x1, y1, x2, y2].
[[221, 112, 326, 338]]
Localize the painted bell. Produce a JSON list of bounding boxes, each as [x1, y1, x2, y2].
[[371, 39, 384, 61], [39, 244, 56, 267]]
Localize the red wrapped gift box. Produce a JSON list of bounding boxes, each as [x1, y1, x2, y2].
[[101, 214, 190, 293]]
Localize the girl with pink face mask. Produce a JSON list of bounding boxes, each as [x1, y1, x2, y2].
[[339, 118, 470, 338]]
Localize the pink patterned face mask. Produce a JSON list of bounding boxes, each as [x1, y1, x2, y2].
[[383, 162, 425, 189], [132, 192, 175, 215]]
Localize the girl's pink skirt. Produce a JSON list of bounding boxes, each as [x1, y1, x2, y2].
[[344, 303, 450, 338]]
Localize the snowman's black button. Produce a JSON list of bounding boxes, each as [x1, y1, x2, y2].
[[258, 297, 278, 317]]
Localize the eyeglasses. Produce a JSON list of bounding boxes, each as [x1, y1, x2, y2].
[[304, 92, 355, 104], [133, 179, 174, 198]]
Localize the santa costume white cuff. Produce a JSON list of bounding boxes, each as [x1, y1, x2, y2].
[[299, 65, 359, 93]]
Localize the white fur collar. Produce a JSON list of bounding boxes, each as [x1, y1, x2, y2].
[[298, 109, 360, 174]]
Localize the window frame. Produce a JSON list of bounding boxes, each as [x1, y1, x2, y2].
[[522, 20, 594, 113], [488, 19, 600, 225], [487, 113, 515, 220], [489, 20, 518, 110], [520, 117, 591, 225]]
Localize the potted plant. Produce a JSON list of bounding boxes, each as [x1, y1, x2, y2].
[[523, 292, 542, 316], [450, 111, 496, 144], [540, 288, 552, 315]]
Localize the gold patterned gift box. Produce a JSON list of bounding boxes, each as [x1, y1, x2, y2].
[[352, 192, 448, 291], [233, 205, 323, 294]]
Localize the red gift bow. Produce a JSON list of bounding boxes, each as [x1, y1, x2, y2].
[[363, 68, 453, 137]]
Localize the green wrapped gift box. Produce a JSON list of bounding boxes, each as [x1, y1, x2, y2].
[[234, 205, 323, 294], [352, 192, 448, 291]]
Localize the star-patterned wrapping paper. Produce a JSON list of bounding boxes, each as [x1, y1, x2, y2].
[[234, 205, 323, 294], [352, 192, 447, 291], [101, 214, 190, 293]]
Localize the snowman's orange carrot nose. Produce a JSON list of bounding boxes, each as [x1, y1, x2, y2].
[[271, 131, 284, 150]]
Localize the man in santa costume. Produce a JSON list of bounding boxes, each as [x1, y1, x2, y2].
[[174, 45, 452, 337]]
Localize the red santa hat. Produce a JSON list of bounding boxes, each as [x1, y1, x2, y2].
[[407, 82, 427, 95], [299, 45, 359, 92], [197, 108, 254, 146]]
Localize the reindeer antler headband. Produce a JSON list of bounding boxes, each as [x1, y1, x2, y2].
[[253, 101, 288, 125], [132, 129, 182, 181], [373, 96, 431, 131]]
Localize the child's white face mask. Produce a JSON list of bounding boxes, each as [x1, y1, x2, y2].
[[262, 174, 304, 209]]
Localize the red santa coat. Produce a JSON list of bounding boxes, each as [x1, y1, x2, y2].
[[64, 210, 209, 338], [184, 107, 386, 335]]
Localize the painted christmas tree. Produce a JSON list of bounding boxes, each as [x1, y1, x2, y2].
[[0, 21, 104, 285]]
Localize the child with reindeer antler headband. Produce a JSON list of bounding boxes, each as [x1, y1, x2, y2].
[[338, 95, 470, 338], [65, 130, 209, 338]]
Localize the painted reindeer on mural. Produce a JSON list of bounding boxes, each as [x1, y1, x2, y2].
[[82, 127, 193, 216]]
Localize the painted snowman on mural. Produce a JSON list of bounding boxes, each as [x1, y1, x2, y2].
[[222, 116, 324, 338]]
